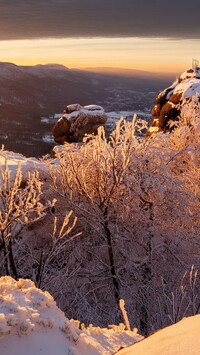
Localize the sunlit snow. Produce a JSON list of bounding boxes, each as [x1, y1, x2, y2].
[[116, 314, 200, 354], [0, 276, 142, 355]]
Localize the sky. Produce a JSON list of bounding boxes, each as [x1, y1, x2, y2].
[[0, 0, 200, 74]]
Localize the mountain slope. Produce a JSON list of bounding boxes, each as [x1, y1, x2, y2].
[[0, 62, 170, 156]]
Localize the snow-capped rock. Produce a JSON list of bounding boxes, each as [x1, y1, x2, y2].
[[52, 104, 107, 144], [147, 66, 200, 135]]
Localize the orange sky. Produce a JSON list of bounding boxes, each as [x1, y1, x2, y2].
[[1, 37, 199, 74]]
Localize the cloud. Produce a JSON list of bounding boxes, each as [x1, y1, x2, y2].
[[0, 0, 200, 41]]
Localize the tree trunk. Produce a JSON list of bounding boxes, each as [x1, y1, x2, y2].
[[8, 238, 18, 279], [1, 231, 10, 275], [103, 208, 120, 305]]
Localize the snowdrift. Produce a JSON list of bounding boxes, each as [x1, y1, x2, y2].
[[0, 149, 47, 180], [117, 314, 200, 354], [0, 276, 142, 355]]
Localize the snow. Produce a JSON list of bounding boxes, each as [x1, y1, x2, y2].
[[158, 79, 179, 99], [0, 276, 142, 355], [179, 67, 200, 80], [106, 110, 151, 119], [1, 274, 200, 355], [148, 126, 159, 133], [116, 314, 200, 354], [42, 134, 54, 143], [84, 105, 105, 111], [0, 150, 47, 180], [166, 89, 174, 100], [158, 67, 200, 102], [174, 78, 200, 98], [62, 105, 106, 123], [65, 103, 82, 112]]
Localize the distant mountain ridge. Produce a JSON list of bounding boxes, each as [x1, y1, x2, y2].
[[0, 61, 171, 113], [83, 66, 175, 80]]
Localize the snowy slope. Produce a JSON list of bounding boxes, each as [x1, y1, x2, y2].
[[116, 314, 200, 354], [1, 275, 200, 355], [0, 276, 142, 355], [0, 149, 47, 180]]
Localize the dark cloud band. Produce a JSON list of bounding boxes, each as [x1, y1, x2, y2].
[[0, 0, 199, 40]]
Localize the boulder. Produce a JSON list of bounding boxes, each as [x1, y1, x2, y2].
[[168, 92, 182, 104], [52, 104, 107, 144], [147, 66, 200, 135], [52, 116, 71, 144]]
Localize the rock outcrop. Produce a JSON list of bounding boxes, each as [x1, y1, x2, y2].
[[147, 66, 200, 135], [52, 104, 107, 144]]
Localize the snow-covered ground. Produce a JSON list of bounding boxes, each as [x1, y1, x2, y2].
[[1, 275, 200, 355], [116, 314, 200, 354], [0, 276, 142, 355], [0, 149, 47, 180]]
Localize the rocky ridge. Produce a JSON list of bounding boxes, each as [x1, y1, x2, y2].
[[148, 66, 200, 134]]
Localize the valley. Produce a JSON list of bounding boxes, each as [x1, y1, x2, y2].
[[0, 62, 170, 156]]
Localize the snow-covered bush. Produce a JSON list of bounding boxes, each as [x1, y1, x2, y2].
[[0, 157, 47, 279], [45, 113, 199, 335], [0, 147, 83, 294]]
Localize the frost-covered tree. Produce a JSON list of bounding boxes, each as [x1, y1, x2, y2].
[[0, 154, 81, 299], [48, 118, 141, 322], [0, 159, 47, 279], [46, 110, 199, 334]]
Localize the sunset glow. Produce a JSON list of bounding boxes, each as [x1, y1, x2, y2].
[[1, 37, 200, 74]]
